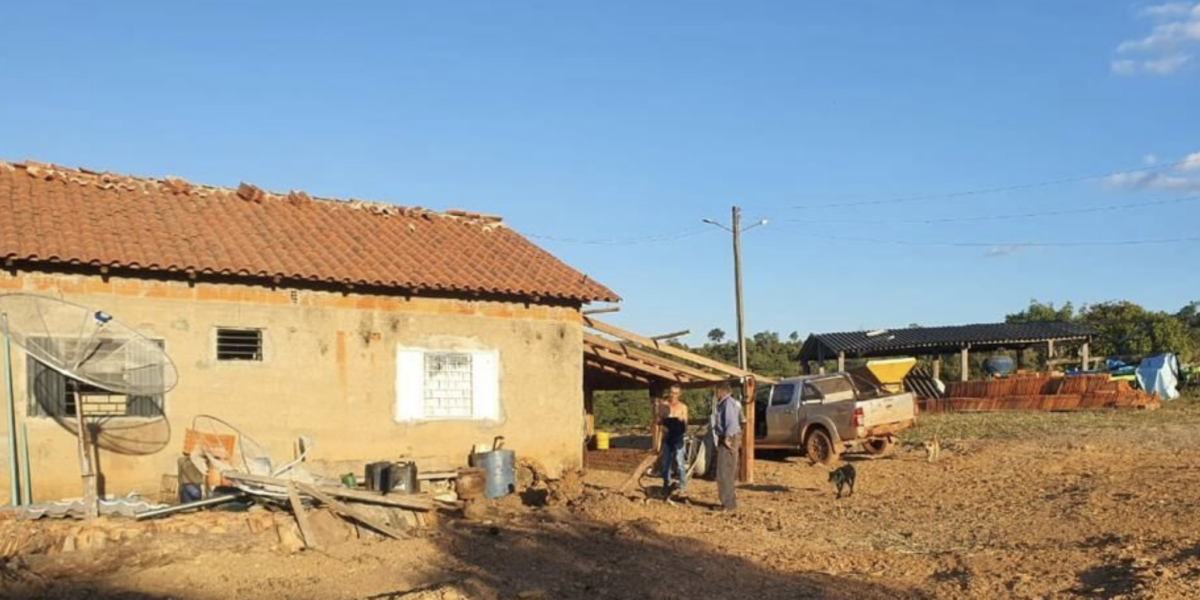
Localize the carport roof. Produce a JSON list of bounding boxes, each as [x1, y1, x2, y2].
[[799, 322, 1095, 361]]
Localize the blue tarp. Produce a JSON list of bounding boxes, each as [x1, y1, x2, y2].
[[1136, 354, 1181, 401]]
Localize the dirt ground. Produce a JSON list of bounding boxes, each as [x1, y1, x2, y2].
[[3, 395, 1200, 600]]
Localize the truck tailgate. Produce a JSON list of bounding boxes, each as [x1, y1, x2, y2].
[[861, 393, 916, 428]]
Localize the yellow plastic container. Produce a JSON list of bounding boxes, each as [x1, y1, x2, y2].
[[594, 431, 611, 450], [866, 357, 917, 392]]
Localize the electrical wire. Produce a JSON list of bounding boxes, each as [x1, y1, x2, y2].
[[784, 194, 1200, 225], [752, 156, 1200, 212], [522, 225, 714, 245], [768, 226, 1200, 248]]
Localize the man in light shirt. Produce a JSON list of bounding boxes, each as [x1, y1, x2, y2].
[[713, 381, 740, 510]]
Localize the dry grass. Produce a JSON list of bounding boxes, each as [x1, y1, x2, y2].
[[900, 388, 1200, 443]]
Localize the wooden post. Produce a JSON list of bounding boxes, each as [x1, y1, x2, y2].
[[583, 388, 595, 438], [739, 377, 756, 484], [73, 391, 99, 521], [287, 482, 320, 550], [1016, 346, 1025, 372], [1046, 340, 1055, 373], [837, 352, 846, 373], [932, 356, 942, 380], [960, 346, 970, 382], [1081, 341, 1091, 371], [649, 388, 662, 454]]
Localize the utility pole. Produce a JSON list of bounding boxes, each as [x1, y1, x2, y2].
[[703, 207, 767, 484], [731, 206, 747, 370]]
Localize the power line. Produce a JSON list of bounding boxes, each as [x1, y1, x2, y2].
[[522, 225, 713, 245], [769, 227, 1200, 248], [785, 194, 1200, 225], [754, 156, 1200, 212]]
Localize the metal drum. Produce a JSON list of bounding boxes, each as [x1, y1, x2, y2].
[[471, 449, 515, 499]]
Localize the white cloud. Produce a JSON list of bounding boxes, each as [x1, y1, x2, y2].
[[1144, 153, 1159, 165], [1179, 152, 1200, 172], [983, 245, 1025, 259], [1141, 2, 1193, 18], [1144, 53, 1193, 73], [1106, 170, 1200, 193], [1113, 3, 1200, 76]]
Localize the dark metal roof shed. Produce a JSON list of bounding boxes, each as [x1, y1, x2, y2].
[[799, 322, 1095, 361]]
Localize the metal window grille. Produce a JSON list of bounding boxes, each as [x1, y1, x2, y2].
[[423, 352, 473, 418], [26, 338, 165, 418], [216, 328, 263, 361]]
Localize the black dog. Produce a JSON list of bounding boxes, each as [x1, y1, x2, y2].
[[828, 464, 856, 499]]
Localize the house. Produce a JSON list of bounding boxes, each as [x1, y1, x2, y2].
[[0, 159, 618, 501]]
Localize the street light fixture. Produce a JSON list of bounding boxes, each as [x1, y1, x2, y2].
[[701, 207, 768, 371]]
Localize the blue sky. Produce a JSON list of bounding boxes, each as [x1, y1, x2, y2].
[[1, 1, 1198, 343]]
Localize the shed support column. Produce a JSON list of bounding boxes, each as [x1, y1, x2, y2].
[[1016, 346, 1025, 372], [1081, 341, 1090, 371], [837, 352, 846, 373], [960, 346, 970, 382], [738, 377, 756, 484], [649, 388, 662, 454], [932, 356, 941, 381], [1046, 340, 1055, 372]]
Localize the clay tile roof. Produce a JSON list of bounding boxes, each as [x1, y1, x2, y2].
[[0, 159, 619, 303]]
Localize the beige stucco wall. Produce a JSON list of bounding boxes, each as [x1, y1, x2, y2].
[[0, 271, 584, 502]]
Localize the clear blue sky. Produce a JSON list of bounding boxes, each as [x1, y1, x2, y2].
[[2, 1, 1198, 343]]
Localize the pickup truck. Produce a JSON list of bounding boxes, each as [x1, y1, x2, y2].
[[753, 372, 916, 465]]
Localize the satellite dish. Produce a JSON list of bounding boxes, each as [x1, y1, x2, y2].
[[0, 293, 179, 519]]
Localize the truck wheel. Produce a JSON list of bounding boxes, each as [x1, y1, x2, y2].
[[805, 428, 839, 466], [863, 438, 895, 457]]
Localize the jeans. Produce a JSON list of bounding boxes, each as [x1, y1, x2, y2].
[[662, 437, 687, 492]]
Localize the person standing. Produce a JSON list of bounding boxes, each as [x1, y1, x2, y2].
[[660, 384, 689, 497], [713, 381, 740, 510]]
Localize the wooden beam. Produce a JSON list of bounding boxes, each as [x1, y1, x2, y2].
[[960, 346, 970, 382], [932, 356, 942, 380], [296, 482, 408, 540], [618, 454, 658, 495], [223, 472, 432, 511], [837, 352, 846, 373], [739, 377, 756, 484], [586, 345, 692, 382], [584, 318, 754, 379], [649, 330, 690, 341], [1081, 341, 1091, 371], [583, 306, 620, 316], [585, 334, 723, 382], [287, 482, 320, 550], [585, 359, 652, 385]]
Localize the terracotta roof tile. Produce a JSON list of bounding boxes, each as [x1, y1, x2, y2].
[[0, 160, 619, 303]]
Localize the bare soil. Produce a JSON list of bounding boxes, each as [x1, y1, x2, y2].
[[3, 397, 1200, 600]]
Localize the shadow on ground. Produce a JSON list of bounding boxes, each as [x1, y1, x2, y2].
[[433, 509, 931, 600]]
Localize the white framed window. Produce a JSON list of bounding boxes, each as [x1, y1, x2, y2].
[[396, 347, 500, 422]]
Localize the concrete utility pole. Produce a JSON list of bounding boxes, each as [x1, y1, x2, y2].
[[731, 206, 747, 370], [703, 206, 768, 371]]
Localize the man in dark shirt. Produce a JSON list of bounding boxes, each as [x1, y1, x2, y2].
[[713, 381, 741, 510]]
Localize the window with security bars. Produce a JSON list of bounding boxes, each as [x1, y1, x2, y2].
[[27, 338, 165, 418], [216, 328, 263, 361], [423, 352, 474, 418]]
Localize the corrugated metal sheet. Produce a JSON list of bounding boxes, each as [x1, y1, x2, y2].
[[800, 322, 1094, 360]]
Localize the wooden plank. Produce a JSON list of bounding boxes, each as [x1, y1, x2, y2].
[[585, 359, 651, 385], [584, 317, 755, 379], [649, 330, 690, 341], [296, 482, 408, 540], [587, 345, 693, 382], [223, 472, 432, 511], [287, 482, 320, 550], [585, 334, 723, 382], [618, 453, 658, 494]]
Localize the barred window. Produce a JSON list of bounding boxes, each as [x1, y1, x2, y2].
[[396, 348, 500, 422], [216, 328, 263, 361]]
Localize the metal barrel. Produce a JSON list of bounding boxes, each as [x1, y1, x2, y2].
[[472, 449, 515, 499]]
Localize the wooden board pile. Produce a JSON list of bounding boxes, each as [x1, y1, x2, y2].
[[933, 373, 1161, 413]]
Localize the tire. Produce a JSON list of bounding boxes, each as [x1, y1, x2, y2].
[[862, 437, 895, 457], [805, 427, 840, 466]]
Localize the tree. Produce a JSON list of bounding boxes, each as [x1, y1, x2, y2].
[[1006, 299, 1075, 323], [1081, 301, 1194, 361], [707, 328, 726, 343]]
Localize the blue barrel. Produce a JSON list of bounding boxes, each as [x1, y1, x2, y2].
[[984, 355, 1015, 377], [472, 449, 515, 499]]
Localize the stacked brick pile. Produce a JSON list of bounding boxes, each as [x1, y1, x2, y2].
[[929, 373, 1161, 413]]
